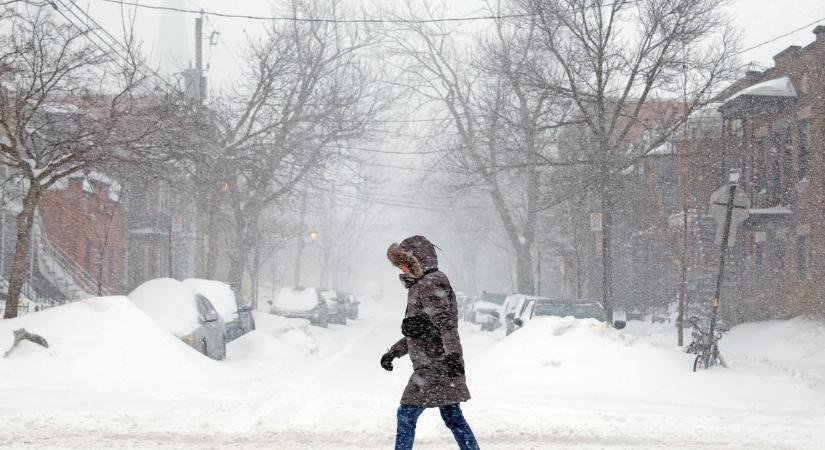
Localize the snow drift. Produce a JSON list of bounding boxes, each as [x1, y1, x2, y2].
[[471, 316, 825, 410], [0, 296, 227, 393]]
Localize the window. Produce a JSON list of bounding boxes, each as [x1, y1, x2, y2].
[[754, 232, 766, 275], [769, 140, 781, 206], [797, 235, 808, 279], [755, 242, 765, 275], [756, 138, 769, 205], [799, 119, 810, 181], [781, 129, 793, 204]]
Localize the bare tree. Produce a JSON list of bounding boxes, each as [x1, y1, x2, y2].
[[0, 5, 176, 318], [387, 1, 571, 294], [204, 0, 384, 288], [517, 0, 740, 320]]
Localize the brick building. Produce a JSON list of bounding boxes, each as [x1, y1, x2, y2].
[[640, 26, 825, 322], [713, 26, 825, 319], [39, 172, 126, 295]]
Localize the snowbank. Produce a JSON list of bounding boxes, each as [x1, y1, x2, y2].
[[471, 316, 825, 409], [0, 296, 225, 392], [183, 278, 239, 322], [724, 316, 825, 387], [226, 313, 322, 363], [128, 278, 201, 336], [273, 287, 318, 312]]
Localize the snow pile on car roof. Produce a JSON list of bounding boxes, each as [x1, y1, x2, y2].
[[273, 287, 318, 312], [472, 316, 821, 407], [0, 296, 226, 393], [128, 278, 202, 336], [183, 278, 238, 322]]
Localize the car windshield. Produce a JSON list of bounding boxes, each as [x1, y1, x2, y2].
[[533, 303, 607, 321], [533, 303, 571, 317], [479, 293, 507, 305]]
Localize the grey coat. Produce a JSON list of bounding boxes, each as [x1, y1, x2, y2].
[[387, 235, 471, 408]]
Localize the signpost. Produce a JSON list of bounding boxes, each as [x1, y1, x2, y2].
[[590, 212, 603, 232], [706, 169, 749, 364]]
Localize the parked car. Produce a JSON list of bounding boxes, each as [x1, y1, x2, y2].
[[182, 279, 256, 343], [339, 292, 360, 320], [128, 278, 226, 360], [269, 287, 329, 328], [468, 291, 508, 331], [513, 300, 626, 332], [503, 294, 549, 335], [320, 288, 348, 325]]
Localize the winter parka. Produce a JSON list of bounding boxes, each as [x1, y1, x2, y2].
[[386, 235, 471, 407]]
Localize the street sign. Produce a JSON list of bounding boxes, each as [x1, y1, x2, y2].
[[709, 184, 750, 247], [590, 212, 603, 232]]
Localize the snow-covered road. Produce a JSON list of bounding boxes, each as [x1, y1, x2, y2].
[[1, 297, 824, 449]]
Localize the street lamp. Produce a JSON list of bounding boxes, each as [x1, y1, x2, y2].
[[308, 230, 319, 242]]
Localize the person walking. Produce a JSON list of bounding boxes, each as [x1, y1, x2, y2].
[[381, 235, 480, 450]]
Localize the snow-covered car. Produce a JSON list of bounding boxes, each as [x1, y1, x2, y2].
[[468, 291, 508, 331], [320, 288, 348, 325], [338, 292, 360, 320], [128, 278, 227, 360], [182, 279, 256, 343], [270, 287, 329, 328], [518, 300, 626, 330], [503, 294, 549, 335]]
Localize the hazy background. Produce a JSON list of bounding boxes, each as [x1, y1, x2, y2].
[[77, 0, 825, 301]]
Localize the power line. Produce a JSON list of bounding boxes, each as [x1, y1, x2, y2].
[[92, 1, 825, 60], [53, 0, 176, 91], [734, 16, 825, 56], [95, 0, 534, 23]]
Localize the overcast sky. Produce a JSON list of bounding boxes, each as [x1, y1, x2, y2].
[[80, 0, 825, 90]]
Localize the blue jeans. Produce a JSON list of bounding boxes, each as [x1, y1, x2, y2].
[[395, 403, 480, 450]]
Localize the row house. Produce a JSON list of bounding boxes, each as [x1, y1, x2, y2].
[[658, 26, 825, 322], [39, 173, 126, 297]]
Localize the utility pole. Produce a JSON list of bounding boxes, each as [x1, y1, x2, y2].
[[191, 13, 208, 276], [195, 14, 203, 101]]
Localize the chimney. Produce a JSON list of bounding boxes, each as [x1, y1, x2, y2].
[[773, 45, 801, 68], [815, 25, 825, 44]]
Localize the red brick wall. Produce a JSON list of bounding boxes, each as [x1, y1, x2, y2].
[[39, 177, 125, 294]]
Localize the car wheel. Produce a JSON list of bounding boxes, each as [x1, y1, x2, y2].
[[201, 338, 208, 356]]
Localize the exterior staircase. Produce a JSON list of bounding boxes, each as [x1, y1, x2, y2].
[[32, 210, 110, 302]]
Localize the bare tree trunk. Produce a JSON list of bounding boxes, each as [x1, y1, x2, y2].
[[205, 196, 220, 279], [227, 244, 245, 288], [515, 244, 534, 294], [600, 169, 615, 322], [293, 190, 309, 286], [293, 237, 306, 287], [4, 187, 40, 319], [678, 209, 688, 345], [252, 236, 260, 310]]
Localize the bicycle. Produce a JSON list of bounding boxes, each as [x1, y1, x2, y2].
[[687, 316, 728, 371]]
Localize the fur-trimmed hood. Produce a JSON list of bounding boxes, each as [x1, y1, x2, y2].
[[387, 235, 438, 279]]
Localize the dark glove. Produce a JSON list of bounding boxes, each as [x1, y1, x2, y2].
[[380, 351, 396, 371], [444, 352, 464, 378], [402, 315, 437, 339]]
